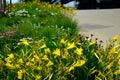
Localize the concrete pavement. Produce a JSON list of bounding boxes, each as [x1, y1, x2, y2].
[[73, 9, 120, 44]]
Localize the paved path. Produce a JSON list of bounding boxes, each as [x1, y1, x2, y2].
[[73, 9, 120, 44]]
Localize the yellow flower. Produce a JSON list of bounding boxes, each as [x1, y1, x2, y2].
[[26, 62, 32, 66], [74, 60, 86, 67], [62, 54, 68, 59], [112, 34, 119, 41], [42, 55, 49, 61], [21, 39, 29, 46], [36, 66, 42, 71], [75, 47, 83, 56], [34, 55, 40, 61], [17, 70, 23, 79], [46, 60, 54, 67], [15, 64, 20, 68], [5, 62, 11, 67], [18, 59, 23, 64], [69, 66, 75, 72], [108, 47, 116, 58], [114, 44, 120, 49], [45, 48, 51, 53], [109, 47, 116, 55], [114, 70, 120, 75], [48, 4, 51, 8], [53, 48, 61, 57], [38, 38, 44, 44], [5, 63, 15, 69], [31, 58, 35, 62], [17, 69, 25, 79], [5, 57, 11, 63], [35, 75, 41, 80], [8, 53, 14, 59], [68, 60, 86, 72], [60, 38, 67, 44], [89, 40, 96, 46], [40, 44, 47, 48], [67, 42, 76, 49]]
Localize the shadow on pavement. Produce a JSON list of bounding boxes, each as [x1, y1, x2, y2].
[[78, 24, 113, 31]]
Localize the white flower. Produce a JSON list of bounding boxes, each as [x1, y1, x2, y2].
[[61, 26, 64, 29], [36, 8, 39, 11], [51, 12, 55, 16]]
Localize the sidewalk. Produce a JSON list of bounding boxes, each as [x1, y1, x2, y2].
[[73, 9, 120, 44]]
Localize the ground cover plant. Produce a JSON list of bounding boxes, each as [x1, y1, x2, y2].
[[0, 0, 77, 51], [0, 0, 120, 80]]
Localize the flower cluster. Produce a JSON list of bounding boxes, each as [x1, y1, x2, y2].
[[17, 37, 33, 46], [8, 9, 30, 17], [0, 34, 120, 80], [15, 9, 30, 17], [0, 30, 17, 38], [1, 36, 87, 79]]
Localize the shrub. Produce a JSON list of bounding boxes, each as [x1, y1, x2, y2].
[[1, 34, 119, 80], [0, 35, 87, 80]]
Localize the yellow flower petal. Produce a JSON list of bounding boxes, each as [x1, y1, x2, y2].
[[5, 57, 11, 63], [110, 48, 116, 54], [18, 58, 23, 64], [5, 63, 15, 69], [17, 71, 23, 79], [21, 39, 29, 46], [8, 53, 14, 59], [17, 69, 25, 79], [62, 54, 68, 59], [40, 44, 47, 48], [35, 75, 41, 80], [74, 60, 86, 67], [60, 38, 67, 44], [42, 55, 49, 61], [89, 40, 96, 46], [69, 66, 74, 72], [68, 60, 86, 72], [31, 58, 35, 62], [15, 64, 20, 68], [114, 70, 120, 75], [26, 62, 32, 66], [36, 66, 42, 71], [34, 55, 40, 61], [67, 42, 76, 49], [53, 48, 61, 57], [46, 60, 54, 67], [75, 47, 83, 56], [45, 48, 51, 53], [112, 34, 119, 41]]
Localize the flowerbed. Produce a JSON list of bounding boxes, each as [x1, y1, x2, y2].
[[0, 0, 120, 80]]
